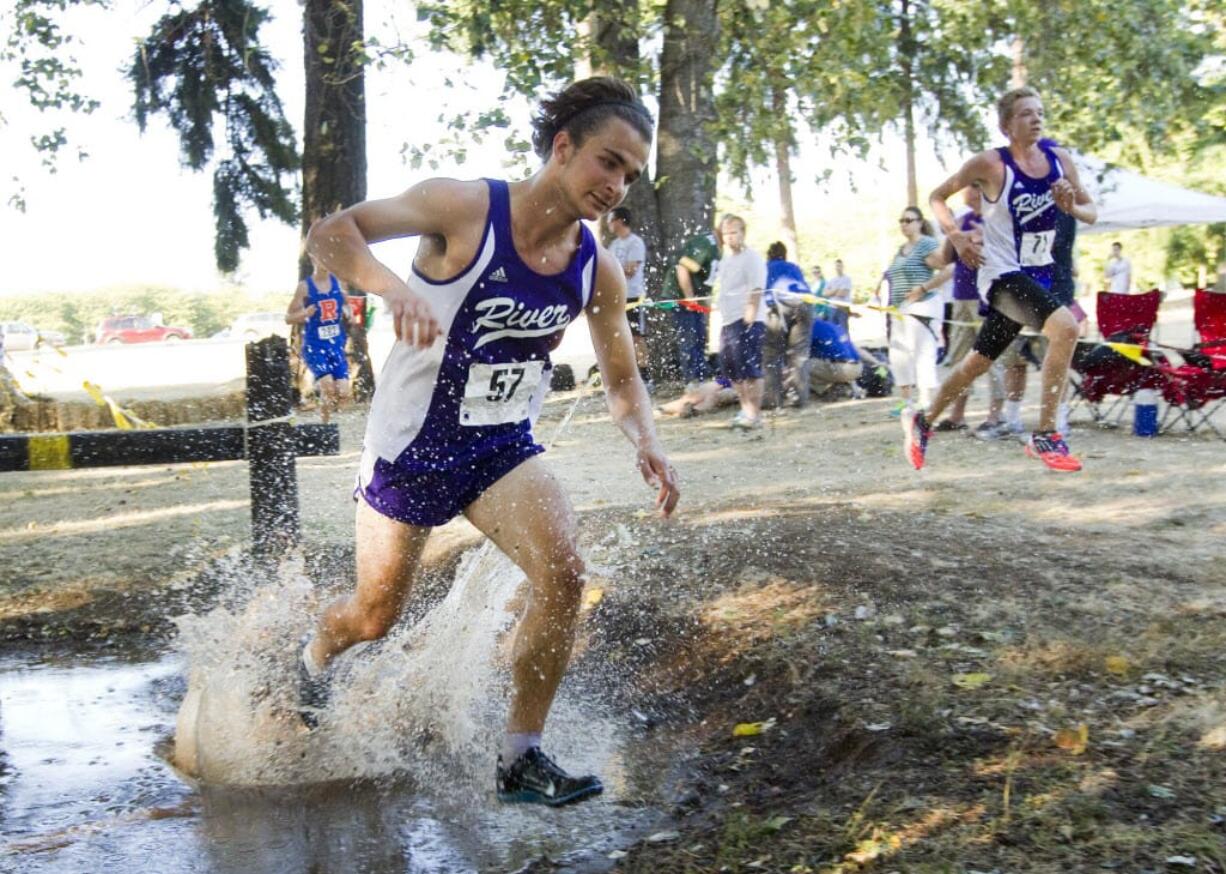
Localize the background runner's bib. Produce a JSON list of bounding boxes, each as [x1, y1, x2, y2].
[[1019, 229, 1056, 267], [977, 142, 1064, 302]]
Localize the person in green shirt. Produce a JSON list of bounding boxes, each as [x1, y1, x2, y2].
[[661, 230, 721, 385]]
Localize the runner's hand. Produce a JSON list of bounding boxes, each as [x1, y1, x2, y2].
[[637, 445, 680, 517], [1052, 178, 1077, 214], [950, 229, 984, 270], [384, 285, 441, 348]]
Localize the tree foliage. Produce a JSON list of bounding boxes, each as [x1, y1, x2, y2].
[[1, 0, 107, 208], [1009, 0, 1225, 164], [128, 0, 299, 272]]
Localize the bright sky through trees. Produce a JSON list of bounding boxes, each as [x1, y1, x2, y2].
[[0, 1, 1053, 299]]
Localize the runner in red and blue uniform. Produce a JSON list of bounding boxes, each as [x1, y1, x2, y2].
[[286, 262, 353, 423]]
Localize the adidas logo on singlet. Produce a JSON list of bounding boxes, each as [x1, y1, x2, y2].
[[489, 266, 509, 282]]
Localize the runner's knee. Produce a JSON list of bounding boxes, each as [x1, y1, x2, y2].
[[533, 548, 585, 607], [1044, 309, 1078, 345]]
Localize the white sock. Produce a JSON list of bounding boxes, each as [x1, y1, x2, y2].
[[301, 638, 324, 678], [1057, 403, 1070, 434], [502, 732, 542, 762], [1004, 399, 1023, 427]]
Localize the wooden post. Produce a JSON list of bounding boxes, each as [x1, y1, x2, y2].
[[246, 336, 299, 560]]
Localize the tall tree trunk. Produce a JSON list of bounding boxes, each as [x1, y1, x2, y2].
[[591, 0, 678, 379], [903, 96, 917, 209], [1011, 36, 1027, 87], [771, 87, 799, 260], [301, 0, 372, 400], [589, 0, 658, 258], [656, 0, 719, 258], [899, 0, 918, 208]]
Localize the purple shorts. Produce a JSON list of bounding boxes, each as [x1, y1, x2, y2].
[[720, 320, 765, 381], [355, 436, 543, 527]]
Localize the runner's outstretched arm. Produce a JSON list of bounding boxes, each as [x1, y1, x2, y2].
[[588, 248, 680, 516]]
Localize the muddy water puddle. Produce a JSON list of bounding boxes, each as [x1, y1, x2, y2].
[[0, 652, 667, 873]]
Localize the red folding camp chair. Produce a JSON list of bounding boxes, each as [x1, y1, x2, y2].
[[1158, 289, 1226, 439], [1069, 290, 1166, 427]]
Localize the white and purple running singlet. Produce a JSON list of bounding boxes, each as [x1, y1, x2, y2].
[[356, 179, 597, 526], [977, 142, 1064, 302]]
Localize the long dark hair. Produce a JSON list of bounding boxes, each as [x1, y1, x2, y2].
[[531, 77, 654, 160], [901, 206, 934, 239]]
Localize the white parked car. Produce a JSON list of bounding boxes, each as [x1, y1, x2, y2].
[[230, 312, 291, 341], [0, 320, 66, 351]]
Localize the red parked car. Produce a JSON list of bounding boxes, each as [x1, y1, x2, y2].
[[95, 314, 193, 344]]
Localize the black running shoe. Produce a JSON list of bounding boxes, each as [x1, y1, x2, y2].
[[495, 747, 603, 807], [295, 639, 332, 729]]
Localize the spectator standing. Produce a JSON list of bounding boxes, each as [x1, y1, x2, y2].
[[876, 206, 945, 413], [823, 259, 853, 329], [607, 207, 651, 389], [1105, 241, 1131, 293], [716, 214, 767, 429], [763, 241, 815, 408], [934, 188, 1007, 434], [661, 228, 721, 387]]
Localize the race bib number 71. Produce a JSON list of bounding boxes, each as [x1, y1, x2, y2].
[[460, 360, 546, 426], [1020, 230, 1055, 267]]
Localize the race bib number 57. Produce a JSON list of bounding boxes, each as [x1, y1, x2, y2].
[[460, 361, 546, 426]]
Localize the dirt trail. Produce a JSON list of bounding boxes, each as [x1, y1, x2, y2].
[[2, 385, 1223, 870]]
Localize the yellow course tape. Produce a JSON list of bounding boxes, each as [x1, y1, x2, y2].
[[82, 380, 155, 430], [625, 291, 1159, 367], [28, 434, 72, 470], [1104, 342, 1152, 366]]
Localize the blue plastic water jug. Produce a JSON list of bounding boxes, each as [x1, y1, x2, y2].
[[1133, 389, 1158, 437]]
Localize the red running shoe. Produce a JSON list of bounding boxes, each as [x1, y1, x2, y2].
[[1024, 431, 1083, 472], [901, 408, 931, 470]]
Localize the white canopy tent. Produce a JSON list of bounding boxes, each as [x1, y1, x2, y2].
[[1073, 154, 1226, 234]]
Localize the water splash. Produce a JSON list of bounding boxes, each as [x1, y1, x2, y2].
[[173, 543, 527, 790]]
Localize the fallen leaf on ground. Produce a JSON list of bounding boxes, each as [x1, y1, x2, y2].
[[733, 718, 776, 737], [1054, 724, 1089, 755], [763, 815, 792, 833], [952, 672, 993, 690], [1104, 655, 1130, 676], [582, 587, 604, 609]]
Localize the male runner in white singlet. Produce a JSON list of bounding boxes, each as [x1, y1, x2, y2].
[[904, 86, 1097, 472], [300, 77, 680, 807]]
